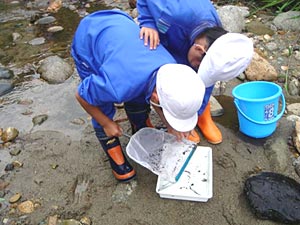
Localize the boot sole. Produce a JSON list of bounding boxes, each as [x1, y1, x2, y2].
[[207, 139, 222, 145], [112, 169, 136, 182]]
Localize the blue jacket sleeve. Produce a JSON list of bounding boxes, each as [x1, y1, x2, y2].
[[77, 72, 118, 106], [137, 0, 157, 29]]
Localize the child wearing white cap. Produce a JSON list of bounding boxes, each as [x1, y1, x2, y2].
[[71, 10, 205, 182], [138, 0, 254, 144]]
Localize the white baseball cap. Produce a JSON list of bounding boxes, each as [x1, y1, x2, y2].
[[198, 33, 254, 87], [156, 64, 205, 132]]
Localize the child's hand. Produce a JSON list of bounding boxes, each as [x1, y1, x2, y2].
[[140, 27, 160, 50], [167, 127, 190, 142], [103, 121, 123, 137]]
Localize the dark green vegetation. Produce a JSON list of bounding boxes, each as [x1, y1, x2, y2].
[[215, 0, 300, 14], [252, 0, 300, 15]]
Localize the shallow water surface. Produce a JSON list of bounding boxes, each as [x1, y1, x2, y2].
[[215, 95, 271, 146], [215, 95, 239, 131], [0, 1, 109, 67]]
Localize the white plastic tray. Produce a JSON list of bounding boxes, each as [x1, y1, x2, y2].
[[156, 146, 213, 202]]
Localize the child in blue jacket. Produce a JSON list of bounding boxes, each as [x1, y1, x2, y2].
[[137, 0, 228, 144], [137, 0, 253, 145], [71, 10, 205, 182]]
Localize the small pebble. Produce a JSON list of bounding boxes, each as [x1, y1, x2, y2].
[[9, 193, 22, 203], [4, 163, 14, 171]]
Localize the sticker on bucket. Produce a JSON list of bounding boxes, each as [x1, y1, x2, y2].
[[264, 103, 275, 121]]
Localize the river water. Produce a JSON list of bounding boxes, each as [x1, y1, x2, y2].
[[0, 0, 113, 176], [0, 0, 110, 73]]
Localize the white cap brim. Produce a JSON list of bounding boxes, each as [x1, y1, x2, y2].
[[198, 33, 254, 87], [162, 108, 198, 132]]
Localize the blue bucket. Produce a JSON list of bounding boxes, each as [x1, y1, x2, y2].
[[232, 81, 285, 138]]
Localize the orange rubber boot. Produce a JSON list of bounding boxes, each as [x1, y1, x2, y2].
[[187, 129, 200, 144], [197, 102, 222, 144], [106, 145, 136, 182]]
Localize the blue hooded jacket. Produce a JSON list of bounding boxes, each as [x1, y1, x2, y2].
[[137, 0, 222, 65], [71, 10, 176, 128]]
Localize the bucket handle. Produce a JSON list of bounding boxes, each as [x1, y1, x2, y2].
[[234, 93, 285, 125]]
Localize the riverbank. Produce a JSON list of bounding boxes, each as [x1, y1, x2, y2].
[[0, 0, 300, 224]]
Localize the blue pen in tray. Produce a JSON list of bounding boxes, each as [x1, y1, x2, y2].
[[175, 144, 197, 182]]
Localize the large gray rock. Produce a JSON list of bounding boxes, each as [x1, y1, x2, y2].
[[217, 5, 249, 32], [38, 55, 73, 84], [273, 11, 300, 31]]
